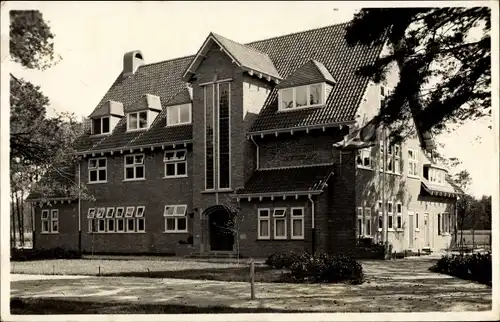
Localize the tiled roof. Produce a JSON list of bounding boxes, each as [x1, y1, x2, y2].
[[211, 33, 282, 80], [79, 22, 382, 151], [89, 100, 124, 118], [236, 164, 334, 195], [128, 94, 162, 112], [26, 165, 77, 201], [247, 23, 383, 133], [276, 59, 336, 89]]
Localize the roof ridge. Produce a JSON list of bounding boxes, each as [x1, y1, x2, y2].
[[259, 163, 335, 171], [244, 21, 350, 46], [212, 32, 273, 58], [139, 54, 195, 68]]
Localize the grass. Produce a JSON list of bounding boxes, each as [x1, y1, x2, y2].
[[11, 258, 288, 283], [10, 298, 305, 314]]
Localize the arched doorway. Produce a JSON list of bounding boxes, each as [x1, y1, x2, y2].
[[205, 205, 234, 251]]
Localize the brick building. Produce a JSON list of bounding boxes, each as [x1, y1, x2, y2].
[[27, 22, 461, 257]]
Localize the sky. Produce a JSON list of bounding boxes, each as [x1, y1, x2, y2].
[[2, 1, 498, 198]]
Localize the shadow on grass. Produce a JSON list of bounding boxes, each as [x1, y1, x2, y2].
[[103, 266, 285, 283], [10, 298, 306, 315]]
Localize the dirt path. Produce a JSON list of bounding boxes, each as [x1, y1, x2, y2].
[[11, 257, 491, 312]]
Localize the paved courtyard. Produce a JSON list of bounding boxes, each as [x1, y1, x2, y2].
[[10, 257, 492, 312]]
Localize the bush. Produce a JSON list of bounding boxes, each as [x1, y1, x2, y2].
[[429, 252, 491, 285], [10, 248, 82, 261], [267, 251, 364, 284], [265, 251, 299, 269]]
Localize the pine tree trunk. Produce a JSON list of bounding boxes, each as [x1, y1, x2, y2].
[[16, 191, 23, 249], [20, 191, 25, 247], [11, 192, 17, 249]]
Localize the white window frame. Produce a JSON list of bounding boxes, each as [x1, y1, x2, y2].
[[41, 210, 50, 233], [124, 154, 145, 181], [97, 218, 106, 233], [387, 201, 394, 231], [163, 149, 188, 178], [273, 208, 287, 240], [164, 205, 188, 233], [127, 111, 148, 131], [377, 200, 383, 232], [88, 218, 96, 233], [106, 217, 115, 232], [441, 212, 451, 235], [357, 207, 364, 237], [379, 140, 385, 172], [88, 157, 107, 183], [257, 208, 271, 240], [166, 103, 192, 126], [415, 212, 420, 231], [96, 207, 105, 218], [126, 217, 136, 232], [115, 207, 124, 218], [116, 217, 125, 233], [396, 202, 403, 230], [105, 207, 115, 218], [91, 116, 110, 135], [290, 207, 305, 240], [408, 149, 419, 178], [87, 208, 96, 219], [125, 206, 135, 218], [364, 208, 371, 236], [278, 83, 325, 111], [356, 147, 372, 170]]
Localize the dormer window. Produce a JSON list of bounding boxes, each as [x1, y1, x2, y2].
[[92, 117, 110, 135], [428, 167, 445, 184], [278, 83, 325, 111], [127, 111, 148, 131], [167, 104, 192, 126]]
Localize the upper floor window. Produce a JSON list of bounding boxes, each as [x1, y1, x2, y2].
[[429, 168, 445, 184], [164, 149, 187, 178], [167, 104, 191, 126], [127, 111, 148, 131], [356, 147, 372, 169], [279, 83, 324, 111], [164, 205, 188, 233], [387, 143, 401, 174], [88, 157, 107, 183], [92, 117, 110, 135], [124, 154, 145, 180], [408, 149, 419, 177]]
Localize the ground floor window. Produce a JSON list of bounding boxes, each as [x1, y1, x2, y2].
[[41, 209, 59, 233], [364, 208, 371, 236], [41, 210, 50, 233], [291, 207, 304, 239], [387, 201, 394, 230], [257, 208, 270, 239], [439, 212, 452, 235], [164, 205, 187, 232], [87, 206, 145, 233], [396, 202, 403, 230], [356, 207, 364, 237], [273, 208, 287, 239]]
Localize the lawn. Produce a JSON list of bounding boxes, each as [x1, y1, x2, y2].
[[11, 258, 287, 282]]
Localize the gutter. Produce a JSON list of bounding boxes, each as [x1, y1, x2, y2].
[[76, 139, 193, 156]]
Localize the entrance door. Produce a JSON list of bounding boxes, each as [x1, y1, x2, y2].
[[409, 214, 414, 249], [423, 213, 430, 247], [209, 209, 234, 251]]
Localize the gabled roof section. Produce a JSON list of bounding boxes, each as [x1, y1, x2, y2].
[[236, 164, 334, 196], [247, 23, 383, 133], [128, 94, 162, 113], [182, 32, 282, 83], [276, 59, 336, 89], [89, 100, 124, 118], [164, 87, 192, 107]]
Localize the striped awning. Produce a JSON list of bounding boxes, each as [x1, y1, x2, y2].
[[421, 178, 460, 198]]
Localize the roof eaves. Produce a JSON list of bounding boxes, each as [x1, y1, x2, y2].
[[76, 139, 193, 156], [247, 121, 355, 137]]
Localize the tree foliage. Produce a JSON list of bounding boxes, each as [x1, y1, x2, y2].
[[345, 7, 491, 144], [10, 10, 59, 70]]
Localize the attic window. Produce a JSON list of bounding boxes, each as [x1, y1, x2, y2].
[[278, 83, 324, 111], [92, 117, 110, 135], [127, 111, 148, 131], [167, 104, 191, 126]]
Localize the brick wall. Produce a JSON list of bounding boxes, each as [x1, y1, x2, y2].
[[33, 203, 79, 251]]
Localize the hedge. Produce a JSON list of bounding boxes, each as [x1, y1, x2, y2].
[[429, 252, 491, 285]]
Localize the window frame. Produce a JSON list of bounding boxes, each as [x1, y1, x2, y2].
[[356, 147, 373, 170], [164, 205, 188, 233], [408, 149, 419, 178], [123, 153, 145, 181], [364, 207, 371, 236], [107, 217, 115, 232], [96, 207, 106, 218], [395, 202, 403, 230], [41, 209, 50, 233], [97, 218, 106, 233], [387, 201, 394, 231], [357, 207, 364, 237], [163, 149, 188, 178], [166, 103, 192, 127], [91, 116, 110, 135], [105, 207, 115, 218], [273, 208, 287, 240], [50, 209, 59, 233], [125, 206, 135, 218], [127, 111, 148, 131], [116, 218, 125, 233], [88, 157, 107, 184], [278, 83, 325, 111], [290, 207, 305, 240], [257, 208, 271, 240], [115, 207, 124, 218], [87, 208, 96, 219]]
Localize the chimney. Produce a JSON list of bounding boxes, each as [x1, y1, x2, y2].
[[123, 50, 144, 78]]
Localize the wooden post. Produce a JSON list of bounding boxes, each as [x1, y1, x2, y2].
[[52, 265, 55, 276], [250, 260, 255, 300], [98, 266, 101, 276]]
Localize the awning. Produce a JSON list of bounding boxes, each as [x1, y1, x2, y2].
[[421, 178, 460, 198], [236, 164, 334, 199]]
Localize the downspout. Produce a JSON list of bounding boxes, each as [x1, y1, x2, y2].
[[250, 135, 259, 170], [308, 194, 315, 255], [78, 161, 82, 253], [31, 204, 35, 250]]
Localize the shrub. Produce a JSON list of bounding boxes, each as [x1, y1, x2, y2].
[[268, 251, 364, 284], [429, 252, 491, 285], [265, 251, 299, 269]]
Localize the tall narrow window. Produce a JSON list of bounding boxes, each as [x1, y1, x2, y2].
[[41, 210, 50, 233], [218, 82, 230, 189], [273, 208, 287, 239], [364, 208, 371, 236], [205, 85, 215, 190], [378, 200, 383, 231], [291, 208, 304, 239], [357, 207, 363, 237], [387, 201, 394, 230], [258, 209, 271, 240], [408, 149, 419, 177], [396, 202, 403, 229]]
